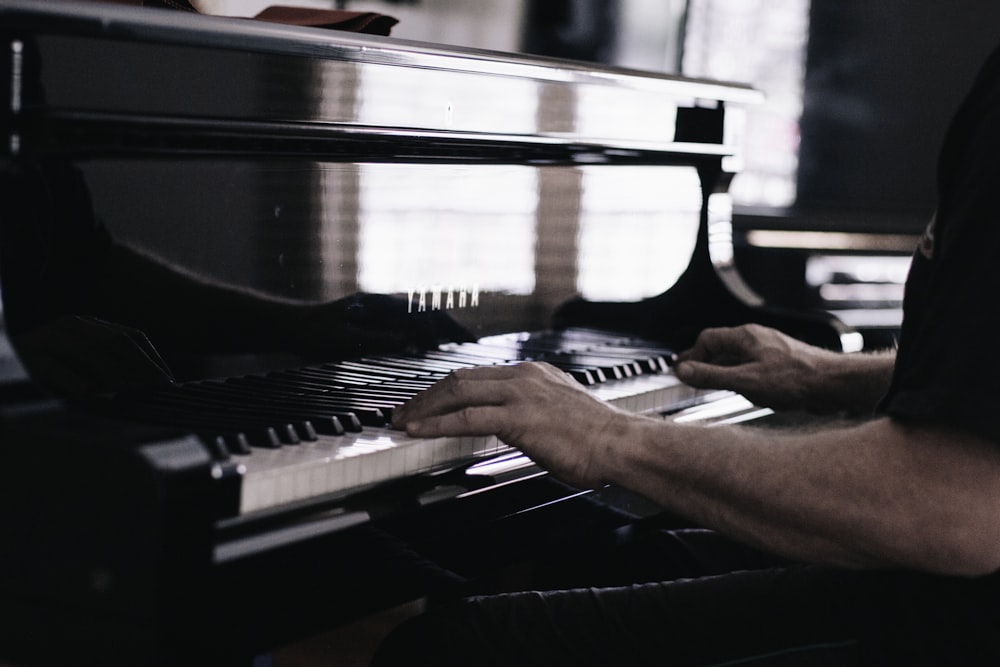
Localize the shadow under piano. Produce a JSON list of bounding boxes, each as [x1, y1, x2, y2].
[[0, 1, 862, 664]]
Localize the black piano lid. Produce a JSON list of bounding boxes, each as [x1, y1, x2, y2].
[[0, 0, 763, 154], [0, 0, 761, 103]]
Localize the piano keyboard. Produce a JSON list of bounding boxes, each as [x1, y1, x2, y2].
[[117, 329, 723, 515]]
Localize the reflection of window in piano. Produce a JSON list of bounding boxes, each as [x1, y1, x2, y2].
[[357, 63, 539, 135], [683, 0, 810, 208], [356, 164, 538, 296], [574, 84, 679, 144], [576, 166, 701, 301]]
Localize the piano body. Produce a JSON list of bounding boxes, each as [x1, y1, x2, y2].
[[0, 1, 856, 663]]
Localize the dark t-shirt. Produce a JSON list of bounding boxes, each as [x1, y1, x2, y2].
[[880, 43, 1000, 443]]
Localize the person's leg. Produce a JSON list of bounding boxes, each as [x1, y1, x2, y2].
[[526, 523, 793, 590], [372, 564, 873, 667], [372, 527, 856, 666], [371, 525, 1000, 667]]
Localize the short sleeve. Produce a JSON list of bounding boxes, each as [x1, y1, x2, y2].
[[880, 50, 1000, 442]]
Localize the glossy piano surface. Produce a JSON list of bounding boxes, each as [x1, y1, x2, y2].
[[0, 1, 837, 662], [2, 0, 759, 141], [0, 0, 764, 376]]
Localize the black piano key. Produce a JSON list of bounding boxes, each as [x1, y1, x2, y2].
[[208, 383, 386, 427], [204, 434, 232, 460], [124, 402, 284, 448], [214, 432, 252, 455], [423, 349, 508, 365], [227, 374, 341, 395], [432, 344, 603, 384], [336, 387, 417, 401], [127, 388, 320, 444], [582, 344, 675, 372], [200, 379, 370, 430], [210, 428, 280, 450], [448, 334, 670, 381], [298, 420, 318, 441], [556, 353, 646, 379], [505, 338, 641, 376], [311, 415, 346, 436], [222, 379, 376, 425], [326, 361, 423, 380], [360, 355, 461, 374], [279, 423, 301, 445], [250, 373, 348, 393], [232, 427, 282, 449], [582, 350, 666, 373], [381, 379, 439, 392], [548, 365, 602, 386], [270, 368, 372, 387], [233, 372, 410, 422], [551, 356, 626, 380]]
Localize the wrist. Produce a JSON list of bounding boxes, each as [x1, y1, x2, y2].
[[600, 414, 675, 489], [811, 350, 895, 414]]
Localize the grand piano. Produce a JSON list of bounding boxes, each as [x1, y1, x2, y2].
[[0, 1, 858, 664]]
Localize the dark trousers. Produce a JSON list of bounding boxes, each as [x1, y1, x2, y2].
[[372, 523, 1000, 666]]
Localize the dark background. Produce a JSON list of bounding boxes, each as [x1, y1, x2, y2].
[[797, 0, 1000, 229], [523, 0, 1000, 233]]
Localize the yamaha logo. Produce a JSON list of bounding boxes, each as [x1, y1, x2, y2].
[[407, 285, 480, 313]]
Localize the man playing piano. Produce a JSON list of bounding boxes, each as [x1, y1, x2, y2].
[[376, 39, 1000, 667]]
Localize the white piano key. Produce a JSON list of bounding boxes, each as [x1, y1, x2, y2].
[[308, 461, 328, 501], [341, 448, 361, 490], [255, 474, 276, 513], [292, 467, 310, 503], [402, 437, 422, 474]]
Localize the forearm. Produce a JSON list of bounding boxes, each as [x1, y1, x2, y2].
[[602, 415, 1000, 575], [393, 361, 1000, 576], [807, 349, 896, 414]]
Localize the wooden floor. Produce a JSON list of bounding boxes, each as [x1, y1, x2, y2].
[[268, 600, 426, 667]]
